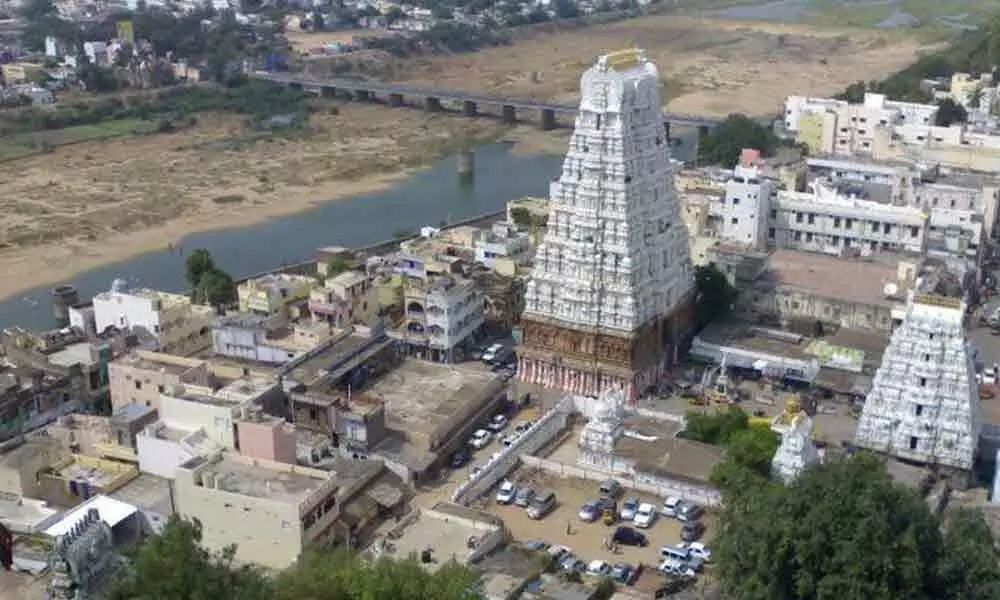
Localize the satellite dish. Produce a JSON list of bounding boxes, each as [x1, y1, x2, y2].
[[884, 282, 899, 297]]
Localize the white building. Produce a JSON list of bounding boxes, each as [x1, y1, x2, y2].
[[92, 279, 214, 356], [853, 291, 982, 471], [390, 274, 484, 362], [473, 222, 532, 272], [771, 414, 821, 484], [718, 152, 776, 250], [519, 49, 694, 401]]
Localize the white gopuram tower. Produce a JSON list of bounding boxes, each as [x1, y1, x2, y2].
[[854, 291, 982, 472], [518, 49, 695, 403], [771, 413, 821, 484]]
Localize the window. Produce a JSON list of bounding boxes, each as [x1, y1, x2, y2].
[[134, 380, 142, 390], [909, 437, 919, 450], [807, 214, 815, 225], [924, 354, 930, 362], [794, 231, 802, 241], [732, 197, 740, 205], [910, 226, 919, 238], [806, 232, 814, 242], [915, 405, 924, 416], [768, 227, 775, 239], [845, 218, 853, 230], [834, 217, 841, 228], [731, 217, 738, 225], [883, 223, 891, 234], [770, 209, 777, 219], [796, 212, 804, 223], [919, 377, 927, 387]]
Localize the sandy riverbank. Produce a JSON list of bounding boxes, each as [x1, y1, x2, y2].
[[0, 106, 506, 302]]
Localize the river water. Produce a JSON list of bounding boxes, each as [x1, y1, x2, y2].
[[0, 129, 699, 331]]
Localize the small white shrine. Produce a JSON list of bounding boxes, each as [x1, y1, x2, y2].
[[771, 413, 821, 484], [578, 386, 627, 472]]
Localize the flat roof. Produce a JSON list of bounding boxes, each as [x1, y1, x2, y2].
[[1, 434, 64, 470], [286, 334, 383, 386], [46, 342, 95, 368], [113, 352, 196, 377], [192, 455, 330, 504], [759, 250, 904, 309], [0, 496, 59, 534], [44, 495, 137, 537], [611, 417, 723, 483], [366, 359, 500, 438], [698, 323, 814, 360], [371, 504, 500, 570], [109, 473, 175, 518]]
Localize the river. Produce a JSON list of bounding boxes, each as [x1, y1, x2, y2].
[[0, 129, 699, 331]]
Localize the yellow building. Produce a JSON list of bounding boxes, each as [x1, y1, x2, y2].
[[93, 287, 215, 356], [324, 271, 377, 325], [238, 274, 315, 317], [1, 62, 43, 84]]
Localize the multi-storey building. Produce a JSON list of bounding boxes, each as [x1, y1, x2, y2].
[[473, 222, 532, 275], [237, 274, 315, 318], [389, 274, 484, 362], [323, 271, 377, 326], [715, 150, 776, 250], [92, 280, 214, 356], [518, 50, 695, 402], [854, 291, 981, 472]]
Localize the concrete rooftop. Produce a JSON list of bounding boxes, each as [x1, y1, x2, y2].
[[195, 455, 328, 504], [760, 250, 906, 309]]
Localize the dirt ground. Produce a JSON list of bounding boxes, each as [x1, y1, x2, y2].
[[0, 106, 503, 302], [393, 15, 939, 117], [0, 572, 49, 600]]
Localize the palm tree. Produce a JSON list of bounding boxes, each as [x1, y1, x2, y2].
[[967, 84, 985, 110]]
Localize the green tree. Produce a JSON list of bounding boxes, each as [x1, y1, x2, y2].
[[694, 263, 737, 327], [935, 98, 968, 127], [270, 547, 481, 600], [326, 257, 352, 277], [713, 453, 1000, 600], [553, 0, 581, 18], [107, 516, 269, 600], [698, 113, 779, 168], [837, 81, 867, 103], [683, 405, 749, 445], [185, 248, 217, 289], [385, 6, 405, 25], [196, 268, 236, 308]]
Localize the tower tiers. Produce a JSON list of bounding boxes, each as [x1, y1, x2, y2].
[[518, 49, 695, 402], [853, 291, 982, 471]]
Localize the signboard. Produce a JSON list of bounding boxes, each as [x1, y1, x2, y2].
[[116, 20, 135, 46], [805, 341, 865, 374]]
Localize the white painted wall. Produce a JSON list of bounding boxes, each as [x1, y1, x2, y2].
[[159, 395, 238, 449], [137, 430, 195, 479]]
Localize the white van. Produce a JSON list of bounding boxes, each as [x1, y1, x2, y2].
[[660, 544, 691, 562]]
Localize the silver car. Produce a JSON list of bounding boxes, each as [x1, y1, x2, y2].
[[515, 486, 536, 507]]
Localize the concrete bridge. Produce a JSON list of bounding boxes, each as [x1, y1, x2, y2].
[[251, 71, 723, 136]]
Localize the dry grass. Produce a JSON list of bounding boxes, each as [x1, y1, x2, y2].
[[392, 15, 940, 117]]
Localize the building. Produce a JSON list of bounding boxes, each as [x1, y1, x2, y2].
[[212, 313, 332, 365], [715, 149, 777, 250], [108, 350, 243, 413], [473, 222, 532, 275], [771, 413, 821, 484], [519, 49, 695, 402], [323, 271, 378, 326], [750, 249, 913, 334], [390, 274, 484, 363], [92, 280, 214, 356], [854, 292, 982, 472], [506, 196, 549, 230], [46, 505, 126, 600], [172, 452, 387, 568], [0, 433, 67, 501], [468, 267, 526, 332], [237, 273, 315, 318]]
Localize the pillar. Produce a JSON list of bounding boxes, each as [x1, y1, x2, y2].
[[425, 97, 442, 112], [389, 93, 403, 107], [353, 89, 370, 102], [502, 105, 516, 125], [463, 100, 477, 117], [457, 150, 474, 177], [321, 86, 336, 99], [663, 120, 671, 143], [289, 82, 303, 91], [540, 108, 556, 131]]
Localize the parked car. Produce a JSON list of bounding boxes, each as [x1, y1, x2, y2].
[[658, 558, 696, 578], [522, 539, 548, 552], [449, 448, 470, 468], [528, 490, 557, 519], [496, 480, 517, 504], [684, 555, 705, 573], [469, 429, 492, 449], [984, 367, 998, 386], [612, 526, 648, 547], [487, 414, 509, 432], [515, 486, 536, 507], [681, 520, 706, 542], [514, 420, 534, 434], [663, 496, 681, 518], [481, 343, 505, 363], [677, 502, 704, 522], [547, 544, 571, 560], [681, 541, 712, 562], [586, 560, 613, 577], [501, 431, 521, 447], [612, 562, 639, 585], [633, 502, 658, 529], [560, 554, 585, 573], [599, 478, 622, 498], [578, 500, 601, 522], [619, 497, 639, 521]]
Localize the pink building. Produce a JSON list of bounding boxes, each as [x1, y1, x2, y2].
[[236, 414, 297, 465]]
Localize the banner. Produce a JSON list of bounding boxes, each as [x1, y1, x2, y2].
[[116, 20, 135, 45]]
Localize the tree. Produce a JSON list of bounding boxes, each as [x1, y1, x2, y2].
[[698, 113, 779, 168], [312, 10, 325, 30], [107, 516, 269, 600], [837, 81, 867, 103], [552, 0, 581, 18], [270, 547, 481, 600], [683, 405, 749, 445], [694, 263, 737, 327], [935, 98, 968, 127], [196, 268, 236, 308], [385, 6, 405, 25], [185, 248, 216, 289], [326, 257, 351, 277], [713, 453, 1000, 600]]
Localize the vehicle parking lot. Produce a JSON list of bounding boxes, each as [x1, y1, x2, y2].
[[484, 470, 716, 569]]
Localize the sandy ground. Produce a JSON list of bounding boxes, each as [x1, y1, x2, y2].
[[0, 106, 503, 302], [394, 15, 939, 117], [0, 573, 49, 600]]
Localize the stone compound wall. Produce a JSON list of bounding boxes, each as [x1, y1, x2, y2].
[[451, 396, 574, 505], [519, 455, 721, 508]]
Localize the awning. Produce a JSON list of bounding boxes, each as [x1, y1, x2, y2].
[[44, 495, 137, 537]]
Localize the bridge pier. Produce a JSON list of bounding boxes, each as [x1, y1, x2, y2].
[[389, 93, 404, 107], [502, 105, 516, 125], [289, 82, 303, 91], [321, 86, 337, 99], [425, 97, 442, 112], [354, 90, 371, 102], [663, 120, 671, 143], [540, 109, 556, 131], [463, 100, 477, 117]]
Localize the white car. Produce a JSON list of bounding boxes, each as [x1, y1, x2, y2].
[[634, 502, 658, 528], [496, 480, 517, 504], [658, 559, 695, 578], [487, 414, 509, 432], [984, 367, 998, 385], [482, 343, 505, 362], [586, 560, 612, 577], [663, 496, 681, 518], [469, 429, 492, 449], [682, 541, 713, 562]]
